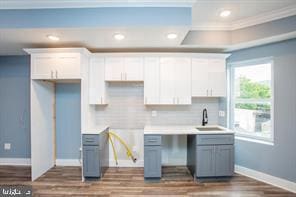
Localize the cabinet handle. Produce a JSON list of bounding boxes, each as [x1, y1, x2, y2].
[[211, 89, 213, 96], [55, 70, 58, 79], [51, 70, 54, 79], [121, 73, 123, 80], [206, 89, 208, 96]]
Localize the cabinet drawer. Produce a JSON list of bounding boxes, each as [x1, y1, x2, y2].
[[197, 134, 234, 145], [144, 135, 161, 146], [83, 134, 100, 146]]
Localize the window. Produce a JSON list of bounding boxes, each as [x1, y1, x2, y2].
[[229, 58, 273, 142]]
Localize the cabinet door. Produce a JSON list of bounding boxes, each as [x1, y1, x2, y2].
[[105, 57, 124, 81], [144, 57, 160, 104], [83, 145, 100, 177], [31, 54, 57, 79], [124, 57, 144, 81], [208, 59, 226, 97], [196, 145, 215, 177], [144, 146, 161, 178], [89, 58, 107, 105], [191, 58, 209, 97], [56, 53, 81, 79], [208, 72, 226, 97], [159, 58, 175, 104], [174, 58, 191, 104], [215, 145, 234, 177]]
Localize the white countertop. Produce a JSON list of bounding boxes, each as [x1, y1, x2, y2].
[[144, 125, 234, 135], [82, 125, 109, 135]]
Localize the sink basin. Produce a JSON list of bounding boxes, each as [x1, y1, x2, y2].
[[196, 127, 224, 131]]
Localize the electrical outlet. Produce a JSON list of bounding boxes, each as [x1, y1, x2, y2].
[[219, 111, 225, 117], [4, 143, 11, 150], [151, 111, 157, 117]]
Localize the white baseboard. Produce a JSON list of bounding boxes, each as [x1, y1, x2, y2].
[[109, 159, 144, 167], [235, 165, 296, 193], [55, 159, 81, 166], [0, 158, 31, 166]]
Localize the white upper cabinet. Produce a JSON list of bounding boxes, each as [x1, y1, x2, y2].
[[144, 57, 160, 105], [159, 57, 191, 105], [105, 57, 143, 81], [89, 57, 108, 105], [26, 48, 88, 80], [192, 58, 226, 97]]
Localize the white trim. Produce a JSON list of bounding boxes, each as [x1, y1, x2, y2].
[[0, 0, 196, 9], [55, 159, 81, 166], [0, 158, 31, 166], [235, 165, 296, 194], [109, 159, 144, 167], [192, 4, 296, 31], [228, 57, 274, 144], [231, 5, 296, 30]]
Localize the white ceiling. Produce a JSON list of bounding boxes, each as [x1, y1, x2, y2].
[[0, 27, 189, 55], [0, 0, 296, 55]]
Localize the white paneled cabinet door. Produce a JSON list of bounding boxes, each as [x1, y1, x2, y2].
[[31, 54, 56, 79], [105, 57, 124, 81], [208, 59, 226, 97], [174, 58, 192, 104], [159, 57, 175, 104], [144, 57, 160, 104], [55, 53, 81, 79], [191, 58, 209, 97], [124, 57, 144, 81], [89, 57, 107, 105]]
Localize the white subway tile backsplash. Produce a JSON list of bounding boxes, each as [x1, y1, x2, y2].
[[90, 83, 219, 129]]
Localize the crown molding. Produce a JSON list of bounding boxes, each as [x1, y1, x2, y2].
[[0, 0, 196, 9], [231, 4, 296, 30], [192, 4, 296, 31]]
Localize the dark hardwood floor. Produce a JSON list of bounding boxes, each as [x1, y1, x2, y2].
[[0, 166, 295, 196]]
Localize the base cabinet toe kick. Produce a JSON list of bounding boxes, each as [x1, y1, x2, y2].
[[144, 134, 234, 180], [82, 129, 109, 181]]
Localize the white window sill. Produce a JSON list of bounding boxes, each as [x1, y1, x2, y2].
[[235, 135, 274, 146]]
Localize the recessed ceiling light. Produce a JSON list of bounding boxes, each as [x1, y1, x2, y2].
[[113, 33, 125, 40], [47, 35, 60, 41], [167, 33, 178, 40], [220, 10, 231, 18]]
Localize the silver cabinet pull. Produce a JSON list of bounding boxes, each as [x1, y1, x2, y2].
[[55, 70, 58, 78], [51, 70, 54, 79], [206, 89, 208, 96]]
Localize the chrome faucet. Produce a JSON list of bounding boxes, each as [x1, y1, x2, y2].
[[202, 108, 208, 126]]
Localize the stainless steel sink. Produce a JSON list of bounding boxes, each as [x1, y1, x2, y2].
[[196, 127, 224, 131]]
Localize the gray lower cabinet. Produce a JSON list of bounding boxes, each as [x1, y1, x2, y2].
[[83, 145, 100, 177], [144, 135, 162, 178], [82, 129, 109, 180], [196, 145, 216, 177], [215, 145, 234, 177], [187, 134, 234, 179]]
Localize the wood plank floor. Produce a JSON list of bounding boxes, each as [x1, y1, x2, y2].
[[0, 166, 295, 196]]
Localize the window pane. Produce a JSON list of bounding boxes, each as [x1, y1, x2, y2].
[[233, 63, 272, 140]]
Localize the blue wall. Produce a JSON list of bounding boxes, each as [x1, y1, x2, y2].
[[0, 56, 31, 158], [0, 56, 81, 160], [225, 39, 296, 182], [0, 7, 191, 28], [56, 83, 81, 160]]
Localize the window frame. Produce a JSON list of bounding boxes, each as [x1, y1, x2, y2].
[[228, 57, 274, 144]]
